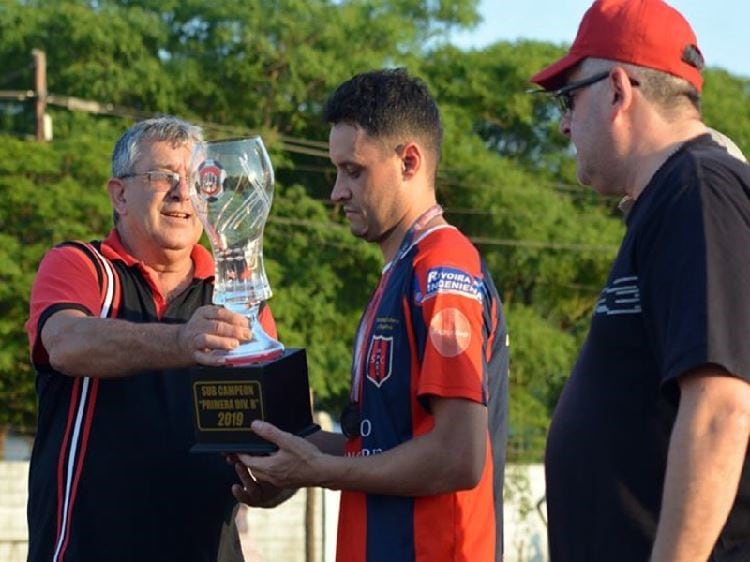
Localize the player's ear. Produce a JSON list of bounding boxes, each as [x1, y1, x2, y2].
[[398, 142, 422, 179]]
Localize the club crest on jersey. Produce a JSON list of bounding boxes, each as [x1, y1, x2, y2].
[[366, 335, 393, 388], [415, 266, 483, 304], [197, 159, 226, 200]]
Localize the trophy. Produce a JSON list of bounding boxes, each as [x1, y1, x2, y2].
[[188, 137, 318, 453]]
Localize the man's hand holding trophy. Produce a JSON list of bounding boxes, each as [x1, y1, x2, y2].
[[188, 137, 318, 453]]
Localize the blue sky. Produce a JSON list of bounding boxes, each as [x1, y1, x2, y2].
[[450, 0, 749, 78]]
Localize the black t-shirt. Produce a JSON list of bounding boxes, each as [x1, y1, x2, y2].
[[546, 135, 750, 561]]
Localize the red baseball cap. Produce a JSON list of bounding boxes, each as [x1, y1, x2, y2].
[[530, 0, 704, 92]]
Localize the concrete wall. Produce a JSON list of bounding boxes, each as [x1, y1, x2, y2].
[[0, 462, 29, 562], [0, 461, 337, 562], [238, 487, 339, 562], [504, 464, 548, 562], [0, 461, 548, 562]]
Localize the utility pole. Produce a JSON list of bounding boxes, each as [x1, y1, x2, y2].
[[32, 49, 48, 142]]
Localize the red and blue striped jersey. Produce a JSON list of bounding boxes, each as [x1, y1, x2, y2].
[[337, 225, 509, 562]]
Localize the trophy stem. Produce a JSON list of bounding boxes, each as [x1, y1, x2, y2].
[[223, 303, 285, 366]]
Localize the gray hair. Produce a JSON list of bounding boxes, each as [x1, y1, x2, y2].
[[111, 115, 204, 177], [581, 58, 701, 119], [111, 116, 203, 224]]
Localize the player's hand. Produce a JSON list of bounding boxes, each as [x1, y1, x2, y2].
[[237, 421, 327, 489], [177, 305, 251, 365]]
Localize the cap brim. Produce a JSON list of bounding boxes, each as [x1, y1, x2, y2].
[[529, 52, 585, 91]]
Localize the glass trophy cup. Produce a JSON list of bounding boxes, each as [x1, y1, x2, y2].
[[188, 137, 318, 453]]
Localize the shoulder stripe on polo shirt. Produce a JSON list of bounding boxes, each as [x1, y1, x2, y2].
[[57, 241, 105, 294], [52, 243, 116, 562]]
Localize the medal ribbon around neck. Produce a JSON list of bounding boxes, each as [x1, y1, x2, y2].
[[349, 204, 443, 404]]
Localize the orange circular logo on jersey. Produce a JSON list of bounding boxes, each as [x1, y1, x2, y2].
[[429, 308, 471, 357]]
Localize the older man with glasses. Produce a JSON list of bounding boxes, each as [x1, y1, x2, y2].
[[25, 116, 277, 562], [529, 1, 750, 561]]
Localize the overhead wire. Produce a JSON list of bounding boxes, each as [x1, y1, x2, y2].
[[1, 89, 621, 253], [268, 216, 618, 253], [2, 88, 604, 193]]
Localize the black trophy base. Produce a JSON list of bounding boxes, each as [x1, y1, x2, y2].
[[190, 348, 319, 453]]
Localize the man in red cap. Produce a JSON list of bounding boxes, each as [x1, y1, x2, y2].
[[530, 0, 750, 560]]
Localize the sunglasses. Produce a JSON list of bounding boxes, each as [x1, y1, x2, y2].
[[533, 70, 640, 114]]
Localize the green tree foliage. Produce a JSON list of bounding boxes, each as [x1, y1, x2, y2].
[[0, 133, 113, 428], [0, 0, 482, 428], [1, 0, 748, 462], [702, 68, 750, 157], [425, 41, 573, 172], [416, 46, 626, 454], [263, 183, 381, 404]]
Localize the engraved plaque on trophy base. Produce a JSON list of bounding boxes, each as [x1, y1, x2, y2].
[[190, 348, 319, 453]]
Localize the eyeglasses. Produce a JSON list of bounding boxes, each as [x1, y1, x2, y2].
[[546, 71, 640, 114], [550, 71, 611, 113], [119, 171, 182, 192]]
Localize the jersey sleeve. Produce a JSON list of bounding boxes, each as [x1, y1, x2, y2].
[[412, 233, 488, 404], [25, 244, 102, 367], [638, 158, 750, 385]]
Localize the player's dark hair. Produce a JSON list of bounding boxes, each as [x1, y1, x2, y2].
[[323, 68, 442, 166]]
